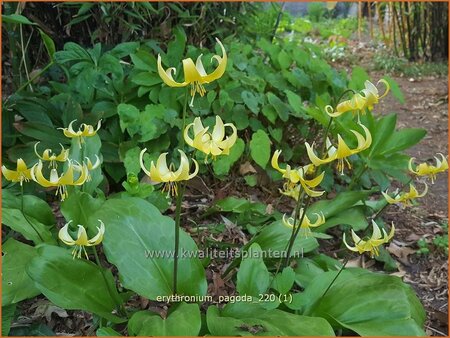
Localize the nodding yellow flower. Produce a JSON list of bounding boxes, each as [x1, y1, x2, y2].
[[157, 38, 227, 107], [382, 183, 428, 207], [59, 119, 102, 147], [1, 158, 32, 186], [34, 142, 69, 168], [409, 154, 448, 183], [30, 160, 89, 201], [305, 123, 372, 175], [343, 220, 395, 257], [271, 150, 324, 197], [327, 80, 390, 119], [58, 220, 105, 259], [282, 209, 325, 237], [184, 116, 237, 161], [139, 148, 199, 196], [73, 155, 101, 182]]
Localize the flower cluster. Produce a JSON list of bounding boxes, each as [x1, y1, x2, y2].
[[140, 39, 237, 196]]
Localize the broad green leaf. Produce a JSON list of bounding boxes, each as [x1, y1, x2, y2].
[[380, 128, 427, 156], [213, 138, 244, 176], [250, 130, 271, 169], [60, 190, 105, 232], [131, 72, 161, 87], [130, 50, 157, 71], [304, 270, 426, 336], [17, 122, 70, 145], [236, 243, 270, 297], [272, 267, 295, 294], [123, 146, 142, 175], [90, 197, 207, 299], [241, 90, 259, 114], [308, 190, 374, 220], [2, 239, 40, 305], [166, 25, 187, 64], [318, 206, 368, 232], [128, 303, 201, 336], [2, 14, 36, 25], [250, 220, 319, 258], [277, 49, 292, 69], [368, 113, 397, 157], [267, 92, 290, 122], [2, 304, 16, 336], [26, 245, 124, 323], [207, 302, 335, 336], [96, 327, 122, 336], [348, 66, 369, 91], [285, 89, 303, 114]]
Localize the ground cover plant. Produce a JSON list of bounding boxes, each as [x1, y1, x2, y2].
[[2, 2, 448, 336]]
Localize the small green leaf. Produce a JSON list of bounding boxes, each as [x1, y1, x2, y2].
[[244, 175, 258, 187], [250, 130, 271, 169], [272, 267, 295, 294], [213, 138, 245, 176], [383, 75, 405, 104], [2, 14, 37, 25], [38, 29, 56, 59]]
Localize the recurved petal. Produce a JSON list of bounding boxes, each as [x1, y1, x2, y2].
[[1, 165, 20, 182], [155, 153, 172, 181], [271, 150, 285, 173], [201, 38, 227, 83], [335, 135, 353, 159], [157, 54, 187, 87], [173, 150, 190, 180], [188, 158, 199, 180], [195, 54, 208, 76], [408, 157, 418, 174], [301, 170, 324, 188], [88, 220, 105, 246], [184, 122, 196, 148], [58, 221, 76, 246], [305, 142, 333, 166], [382, 191, 398, 204], [32, 161, 56, 187], [343, 233, 359, 252], [139, 148, 151, 177], [370, 220, 383, 240], [377, 79, 390, 99]]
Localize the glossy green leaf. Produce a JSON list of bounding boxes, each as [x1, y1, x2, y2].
[[90, 197, 207, 299], [213, 138, 244, 176], [207, 302, 335, 336], [304, 270, 426, 336], [236, 243, 270, 297], [272, 267, 295, 294], [26, 245, 124, 323], [128, 303, 201, 336], [38, 29, 56, 59], [250, 129, 271, 169], [2, 239, 40, 305], [2, 14, 36, 25]]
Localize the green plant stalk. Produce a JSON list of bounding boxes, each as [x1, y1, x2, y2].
[[16, 61, 54, 93], [180, 87, 189, 150], [21, 183, 45, 242], [320, 256, 349, 299], [348, 163, 368, 190], [92, 246, 127, 318], [173, 182, 185, 294]]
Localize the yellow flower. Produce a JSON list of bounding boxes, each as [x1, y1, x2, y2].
[[30, 160, 89, 200], [327, 80, 390, 118], [343, 220, 395, 257], [2, 159, 32, 186], [157, 38, 227, 106], [34, 142, 69, 168], [74, 155, 101, 182], [382, 183, 428, 207], [139, 148, 199, 196], [271, 150, 324, 197], [409, 154, 448, 183], [305, 123, 372, 175], [184, 116, 237, 160], [58, 220, 105, 259], [59, 119, 102, 147], [282, 209, 325, 237]]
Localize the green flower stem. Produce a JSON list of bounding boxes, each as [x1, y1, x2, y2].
[[21, 183, 44, 242], [92, 246, 127, 318], [283, 189, 306, 267], [320, 257, 349, 300], [173, 182, 186, 294], [348, 164, 368, 190], [180, 87, 190, 150], [17, 61, 54, 93]]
